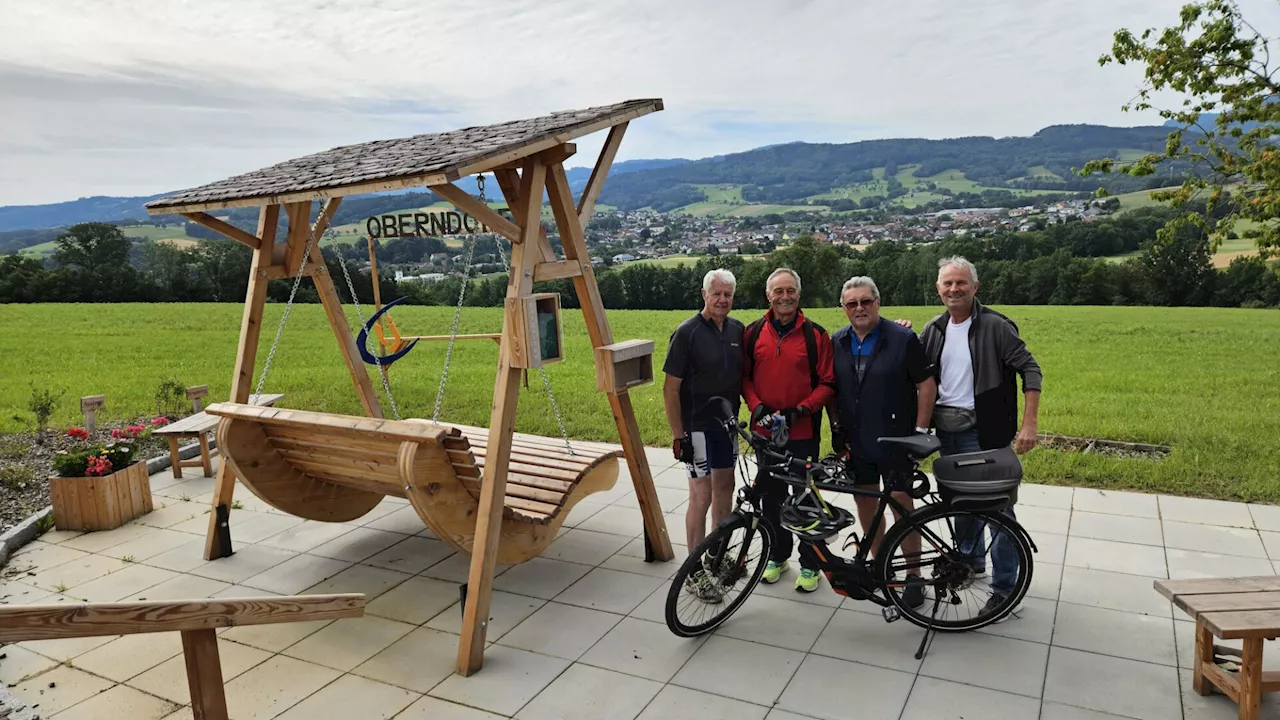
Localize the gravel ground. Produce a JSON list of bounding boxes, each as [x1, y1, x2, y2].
[[0, 429, 171, 537]]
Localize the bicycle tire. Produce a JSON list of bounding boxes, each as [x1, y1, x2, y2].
[[665, 512, 773, 637], [875, 502, 1033, 632]]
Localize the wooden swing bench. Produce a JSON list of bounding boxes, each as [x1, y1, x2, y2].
[[207, 402, 622, 564]]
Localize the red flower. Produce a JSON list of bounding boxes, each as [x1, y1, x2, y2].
[[85, 455, 113, 477], [151, 417, 170, 426], [111, 428, 124, 439], [66, 428, 89, 440]]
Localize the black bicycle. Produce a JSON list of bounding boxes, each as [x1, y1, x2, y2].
[[665, 398, 1037, 659]]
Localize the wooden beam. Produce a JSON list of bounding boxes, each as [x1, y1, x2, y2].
[[546, 161, 674, 563], [429, 183, 522, 244], [204, 204, 277, 561], [306, 240, 384, 419], [181, 213, 263, 250], [492, 167, 556, 263], [577, 122, 628, 229], [533, 259, 584, 282], [457, 154, 546, 677], [0, 594, 365, 642], [182, 629, 229, 720], [400, 333, 502, 343], [261, 262, 325, 280], [491, 143, 576, 171], [282, 202, 311, 274]]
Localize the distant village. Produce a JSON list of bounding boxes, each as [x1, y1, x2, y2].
[[390, 196, 1119, 282]]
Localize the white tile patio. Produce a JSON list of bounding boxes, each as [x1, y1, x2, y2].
[[4, 457, 1280, 719]]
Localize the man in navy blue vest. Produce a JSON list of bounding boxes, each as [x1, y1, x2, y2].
[[824, 276, 936, 608]]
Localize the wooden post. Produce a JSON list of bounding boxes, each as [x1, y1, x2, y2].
[[545, 161, 674, 562], [457, 154, 546, 676], [1193, 619, 1214, 695], [187, 385, 209, 413], [80, 395, 104, 436], [181, 628, 228, 720], [203, 204, 277, 561], [302, 200, 384, 419], [1240, 636, 1264, 720]]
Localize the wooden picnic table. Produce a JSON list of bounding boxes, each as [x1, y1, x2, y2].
[[1156, 576, 1280, 720], [153, 393, 284, 478]]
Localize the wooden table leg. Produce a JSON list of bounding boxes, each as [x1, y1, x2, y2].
[[1239, 636, 1263, 720], [181, 628, 228, 720], [198, 434, 213, 477], [1194, 618, 1215, 696], [168, 437, 183, 479]]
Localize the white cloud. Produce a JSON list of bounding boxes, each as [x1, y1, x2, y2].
[[2, 0, 1279, 204]]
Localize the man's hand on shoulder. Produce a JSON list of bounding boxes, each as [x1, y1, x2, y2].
[[893, 318, 912, 329]]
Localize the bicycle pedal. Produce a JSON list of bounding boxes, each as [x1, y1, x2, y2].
[[882, 606, 900, 623]]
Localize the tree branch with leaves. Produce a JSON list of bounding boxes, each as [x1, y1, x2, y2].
[[1081, 0, 1280, 259]]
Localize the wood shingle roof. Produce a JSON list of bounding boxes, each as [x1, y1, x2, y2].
[[146, 99, 661, 214]]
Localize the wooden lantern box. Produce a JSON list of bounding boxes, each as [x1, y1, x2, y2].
[[49, 461, 154, 531], [596, 339, 655, 393], [507, 293, 564, 369]]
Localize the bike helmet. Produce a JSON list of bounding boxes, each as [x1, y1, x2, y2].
[[779, 487, 853, 541]]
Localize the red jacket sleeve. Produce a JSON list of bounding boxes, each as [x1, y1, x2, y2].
[[741, 334, 763, 411], [799, 328, 837, 413]]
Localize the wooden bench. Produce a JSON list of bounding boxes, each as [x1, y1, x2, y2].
[[1156, 576, 1280, 719], [206, 403, 622, 564], [154, 391, 284, 479], [0, 593, 364, 720]]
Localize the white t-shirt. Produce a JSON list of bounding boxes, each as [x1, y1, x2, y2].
[[938, 317, 975, 409]]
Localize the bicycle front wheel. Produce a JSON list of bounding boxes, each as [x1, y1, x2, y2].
[[875, 502, 1033, 632], [665, 512, 773, 637]]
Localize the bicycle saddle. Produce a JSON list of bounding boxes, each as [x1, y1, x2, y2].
[[876, 433, 941, 459]]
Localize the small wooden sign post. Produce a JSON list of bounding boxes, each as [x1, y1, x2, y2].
[[81, 395, 105, 436], [186, 385, 210, 413]]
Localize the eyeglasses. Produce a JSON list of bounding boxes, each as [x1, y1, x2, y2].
[[841, 298, 877, 309]]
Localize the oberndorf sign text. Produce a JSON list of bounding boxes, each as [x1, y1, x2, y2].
[[366, 210, 513, 239]]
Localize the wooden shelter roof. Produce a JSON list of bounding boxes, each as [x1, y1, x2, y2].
[[145, 99, 661, 214]]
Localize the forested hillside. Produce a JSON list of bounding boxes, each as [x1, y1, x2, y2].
[[598, 124, 1186, 211]]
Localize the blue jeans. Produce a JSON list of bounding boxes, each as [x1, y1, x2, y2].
[[937, 427, 1019, 596]]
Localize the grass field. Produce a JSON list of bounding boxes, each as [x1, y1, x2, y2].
[[3, 304, 1279, 504]]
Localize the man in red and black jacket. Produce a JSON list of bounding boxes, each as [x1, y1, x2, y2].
[[742, 267, 836, 592]]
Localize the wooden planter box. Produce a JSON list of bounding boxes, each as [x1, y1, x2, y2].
[[49, 461, 154, 531]]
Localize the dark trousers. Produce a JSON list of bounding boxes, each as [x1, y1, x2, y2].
[[756, 438, 820, 569]]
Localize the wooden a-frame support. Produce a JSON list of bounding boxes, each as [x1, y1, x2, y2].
[[189, 123, 674, 676]]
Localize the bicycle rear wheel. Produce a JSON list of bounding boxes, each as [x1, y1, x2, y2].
[[875, 502, 1033, 632], [665, 512, 773, 637]]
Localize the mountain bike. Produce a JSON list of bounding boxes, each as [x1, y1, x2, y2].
[[664, 397, 1037, 659]]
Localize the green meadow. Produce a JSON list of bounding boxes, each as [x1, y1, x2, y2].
[[3, 304, 1278, 503]]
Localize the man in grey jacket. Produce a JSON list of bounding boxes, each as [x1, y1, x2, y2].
[[919, 256, 1042, 615]]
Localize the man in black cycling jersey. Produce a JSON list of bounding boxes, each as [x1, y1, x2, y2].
[[662, 268, 745, 600]]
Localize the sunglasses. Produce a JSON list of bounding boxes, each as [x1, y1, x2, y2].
[[841, 298, 877, 309]]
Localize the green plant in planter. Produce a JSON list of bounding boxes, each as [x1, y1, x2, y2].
[[51, 439, 138, 478]]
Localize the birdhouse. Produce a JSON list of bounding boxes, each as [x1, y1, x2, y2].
[[595, 339, 655, 393], [507, 293, 563, 368]]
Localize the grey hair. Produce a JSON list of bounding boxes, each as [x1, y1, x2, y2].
[[766, 267, 801, 293], [703, 268, 736, 293], [841, 276, 879, 301], [937, 256, 978, 283]]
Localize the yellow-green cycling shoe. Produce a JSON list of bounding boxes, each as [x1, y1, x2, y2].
[[762, 560, 788, 584], [795, 568, 820, 593]]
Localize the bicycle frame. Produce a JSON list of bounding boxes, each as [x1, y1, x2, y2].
[[712, 411, 939, 608]]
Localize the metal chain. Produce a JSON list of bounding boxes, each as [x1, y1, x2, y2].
[[252, 207, 326, 403], [485, 186, 575, 456], [337, 255, 401, 420], [431, 175, 486, 424]]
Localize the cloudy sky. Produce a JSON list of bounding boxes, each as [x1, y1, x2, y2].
[[4, 0, 1279, 206]]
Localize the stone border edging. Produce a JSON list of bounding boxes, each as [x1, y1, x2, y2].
[[0, 438, 213, 569]]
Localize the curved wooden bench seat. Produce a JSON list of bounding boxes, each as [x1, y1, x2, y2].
[[206, 402, 620, 564]]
